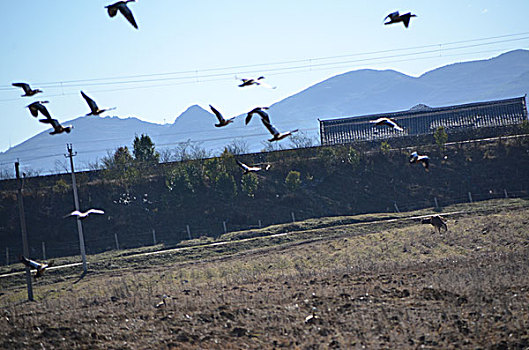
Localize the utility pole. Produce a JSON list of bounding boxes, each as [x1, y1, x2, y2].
[[65, 144, 87, 273], [15, 161, 33, 301]]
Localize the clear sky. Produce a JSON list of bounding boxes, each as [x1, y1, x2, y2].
[[1, 0, 528, 153]]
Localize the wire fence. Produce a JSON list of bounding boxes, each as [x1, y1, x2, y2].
[[2, 188, 527, 266]]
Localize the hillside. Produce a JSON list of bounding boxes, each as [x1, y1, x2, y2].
[[1, 133, 528, 260], [1, 50, 528, 174], [1, 199, 528, 348]]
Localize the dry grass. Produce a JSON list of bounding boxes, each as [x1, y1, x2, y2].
[[1, 201, 528, 348]]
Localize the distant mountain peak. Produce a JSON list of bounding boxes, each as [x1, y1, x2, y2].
[[410, 104, 432, 111]]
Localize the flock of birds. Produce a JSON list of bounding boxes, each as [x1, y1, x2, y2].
[[13, 3, 429, 277]]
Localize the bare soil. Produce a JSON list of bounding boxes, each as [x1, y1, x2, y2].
[[1, 202, 528, 349]]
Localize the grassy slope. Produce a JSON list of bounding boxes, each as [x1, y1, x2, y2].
[[0, 198, 528, 348]]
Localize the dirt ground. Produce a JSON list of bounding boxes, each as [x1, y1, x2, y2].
[[1, 204, 528, 349]]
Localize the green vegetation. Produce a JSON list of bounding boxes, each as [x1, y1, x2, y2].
[[434, 125, 448, 151], [380, 140, 390, 153], [241, 173, 259, 198], [285, 170, 301, 192]]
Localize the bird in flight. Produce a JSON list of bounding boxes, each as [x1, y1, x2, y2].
[[26, 101, 51, 119], [245, 107, 270, 125], [12, 82, 42, 97], [262, 119, 298, 142], [409, 151, 429, 171], [81, 91, 116, 116], [236, 159, 271, 174], [238, 76, 276, 89], [209, 105, 236, 127], [39, 116, 73, 135], [384, 11, 417, 28], [65, 209, 105, 219], [19, 256, 54, 279], [106, 0, 138, 29], [370, 117, 404, 131]]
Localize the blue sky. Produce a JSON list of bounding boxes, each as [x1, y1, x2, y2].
[[1, 0, 528, 153]]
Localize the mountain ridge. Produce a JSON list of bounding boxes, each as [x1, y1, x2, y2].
[[1, 50, 528, 174]]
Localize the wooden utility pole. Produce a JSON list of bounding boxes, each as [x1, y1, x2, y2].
[[15, 161, 33, 301], [66, 144, 87, 273]]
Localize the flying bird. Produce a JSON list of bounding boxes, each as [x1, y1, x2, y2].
[[236, 159, 271, 174], [105, 0, 138, 29], [421, 215, 447, 233], [209, 105, 235, 127], [245, 107, 270, 125], [384, 11, 417, 28], [19, 256, 54, 279], [39, 117, 73, 135], [81, 91, 116, 116], [262, 119, 298, 142], [26, 101, 51, 119], [370, 117, 404, 131], [65, 209, 105, 219], [409, 151, 429, 170], [238, 76, 276, 89], [12, 82, 42, 97]]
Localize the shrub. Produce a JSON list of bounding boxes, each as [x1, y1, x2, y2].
[[241, 173, 259, 198], [285, 170, 301, 192], [434, 126, 448, 151]]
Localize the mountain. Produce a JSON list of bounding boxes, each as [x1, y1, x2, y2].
[[1, 50, 528, 174]]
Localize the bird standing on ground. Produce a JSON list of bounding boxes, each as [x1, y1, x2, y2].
[[12, 83, 42, 97], [65, 209, 105, 219], [245, 107, 270, 125], [19, 256, 54, 278], [384, 11, 417, 28], [409, 151, 429, 170], [26, 101, 51, 119], [209, 105, 235, 127], [105, 0, 138, 29], [421, 215, 447, 233], [81, 91, 116, 116], [370, 117, 404, 131], [261, 119, 298, 142], [236, 159, 270, 174], [39, 117, 73, 135]]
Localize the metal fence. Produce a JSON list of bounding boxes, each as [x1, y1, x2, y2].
[[320, 96, 528, 145]]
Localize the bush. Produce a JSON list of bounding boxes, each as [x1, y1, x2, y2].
[[285, 170, 301, 192], [434, 126, 448, 151], [241, 173, 259, 198]]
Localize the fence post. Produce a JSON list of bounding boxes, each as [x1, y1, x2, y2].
[[468, 192, 473, 203], [434, 197, 439, 209], [258, 220, 262, 229], [393, 202, 400, 213], [504, 189, 508, 198], [42, 242, 46, 260], [186, 225, 191, 240], [291, 212, 296, 223], [222, 221, 227, 234], [152, 229, 157, 245], [5, 247, 8, 266], [114, 233, 120, 250]]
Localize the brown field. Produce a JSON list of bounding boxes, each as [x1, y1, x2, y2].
[[1, 199, 529, 349]]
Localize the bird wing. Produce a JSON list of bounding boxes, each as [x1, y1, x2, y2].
[[254, 109, 271, 124], [65, 210, 82, 218], [236, 160, 250, 171], [87, 209, 105, 215], [209, 105, 225, 123], [36, 103, 51, 119], [245, 112, 254, 125], [119, 3, 138, 29], [262, 119, 279, 136], [12, 82, 30, 93], [419, 156, 429, 168], [401, 13, 411, 28], [81, 91, 99, 113], [385, 11, 399, 21]]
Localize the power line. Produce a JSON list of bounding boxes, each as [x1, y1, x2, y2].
[[1, 32, 528, 93]]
